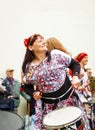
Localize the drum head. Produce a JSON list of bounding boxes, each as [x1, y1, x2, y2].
[[0, 111, 24, 130], [43, 106, 82, 128]]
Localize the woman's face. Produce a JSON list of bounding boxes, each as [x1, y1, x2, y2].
[[80, 56, 88, 66], [29, 36, 48, 53]]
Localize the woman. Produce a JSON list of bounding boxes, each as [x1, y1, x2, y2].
[[75, 52, 92, 130], [22, 34, 81, 130], [75, 52, 92, 101], [46, 37, 71, 55]]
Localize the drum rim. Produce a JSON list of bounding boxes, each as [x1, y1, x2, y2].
[[43, 106, 82, 128], [44, 116, 82, 129]]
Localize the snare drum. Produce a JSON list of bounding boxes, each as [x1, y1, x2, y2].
[[43, 106, 82, 129], [0, 110, 24, 130]]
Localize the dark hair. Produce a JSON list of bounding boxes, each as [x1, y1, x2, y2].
[[22, 34, 51, 74], [28, 34, 44, 46]]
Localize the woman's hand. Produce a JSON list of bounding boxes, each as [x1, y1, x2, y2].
[[78, 86, 85, 91], [71, 76, 81, 89], [33, 91, 42, 100]]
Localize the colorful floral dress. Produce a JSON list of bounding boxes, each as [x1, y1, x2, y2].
[[24, 49, 80, 130]]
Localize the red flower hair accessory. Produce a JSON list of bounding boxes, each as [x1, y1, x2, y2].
[[24, 34, 43, 48], [24, 38, 30, 48]]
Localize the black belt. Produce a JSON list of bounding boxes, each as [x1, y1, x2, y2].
[[41, 75, 73, 104], [42, 89, 73, 104]]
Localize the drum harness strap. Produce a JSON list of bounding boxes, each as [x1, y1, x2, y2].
[[42, 86, 72, 100], [41, 74, 74, 104], [42, 87, 74, 110]]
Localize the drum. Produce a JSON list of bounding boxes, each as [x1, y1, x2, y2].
[[0, 110, 24, 130], [43, 106, 82, 129]]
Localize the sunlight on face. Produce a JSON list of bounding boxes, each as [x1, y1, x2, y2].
[[32, 36, 48, 53], [81, 56, 88, 66]]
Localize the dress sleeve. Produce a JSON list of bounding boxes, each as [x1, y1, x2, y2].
[[23, 84, 35, 96], [68, 58, 80, 75], [51, 49, 72, 67]]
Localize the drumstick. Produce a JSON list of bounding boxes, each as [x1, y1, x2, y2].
[[64, 88, 74, 108], [63, 82, 90, 108], [27, 101, 30, 130]]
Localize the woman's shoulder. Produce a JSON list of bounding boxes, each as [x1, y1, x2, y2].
[[51, 49, 63, 54], [51, 49, 71, 58]]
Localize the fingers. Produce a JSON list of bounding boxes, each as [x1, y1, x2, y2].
[[33, 91, 42, 100], [72, 76, 81, 89], [78, 86, 85, 91], [72, 81, 81, 89]]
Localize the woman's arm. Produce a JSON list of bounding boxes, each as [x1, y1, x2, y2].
[[68, 58, 80, 76], [68, 58, 81, 89]]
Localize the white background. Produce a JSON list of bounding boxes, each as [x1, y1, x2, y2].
[[0, 0, 95, 80]]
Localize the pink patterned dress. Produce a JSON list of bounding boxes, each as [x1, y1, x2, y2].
[[24, 49, 81, 130]]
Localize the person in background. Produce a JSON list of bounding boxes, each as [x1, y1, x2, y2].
[[0, 78, 9, 110], [85, 68, 95, 93], [86, 68, 95, 125], [2, 68, 21, 112], [75, 52, 92, 130], [0, 78, 6, 92], [22, 34, 81, 130], [86, 68, 92, 78], [46, 37, 71, 55], [75, 53, 92, 100]]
